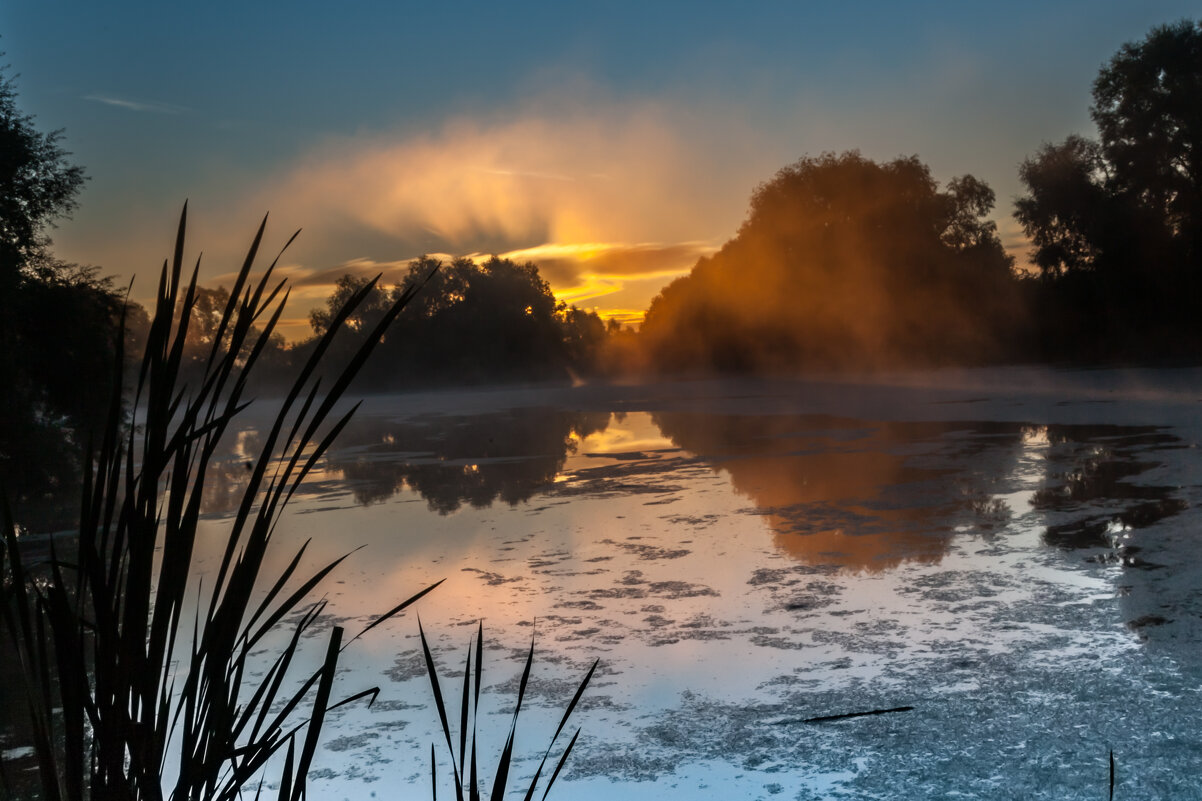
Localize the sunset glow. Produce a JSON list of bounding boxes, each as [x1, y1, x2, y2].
[[11, 3, 1193, 334], [9, 7, 1202, 800]]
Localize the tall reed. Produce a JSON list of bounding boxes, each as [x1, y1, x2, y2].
[[420, 621, 597, 801], [1, 206, 439, 800]]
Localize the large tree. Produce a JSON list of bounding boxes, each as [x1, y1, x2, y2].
[[1014, 20, 1202, 357], [0, 68, 124, 509], [1093, 19, 1202, 262], [1018, 21, 1202, 276], [305, 255, 605, 387], [0, 70, 85, 282], [640, 152, 1021, 372]]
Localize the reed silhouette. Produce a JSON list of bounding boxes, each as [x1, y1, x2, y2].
[[2, 207, 442, 800]]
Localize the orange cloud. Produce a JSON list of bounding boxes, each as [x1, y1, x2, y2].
[[263, 105, 751, 249], [486, 241, 714, 308], [234, 100, 774, 328]]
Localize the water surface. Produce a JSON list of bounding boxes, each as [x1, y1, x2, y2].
[[17, 369, 1202, 800], [200, 371, 1202, 800]]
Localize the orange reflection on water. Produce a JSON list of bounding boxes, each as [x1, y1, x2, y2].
[[651, 413, 958, 572]]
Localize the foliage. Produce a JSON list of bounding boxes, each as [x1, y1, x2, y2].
[[0, 66, 127, 510], [0, 67, 85, 275], [640, 151, 1021, 372], [1014, 19, 1202, 359], [304, 255, 606, 388], [1, 206, 439, 800], [1014, 136, 1114, 277], [419, 621, 597, 801], [1092, 19, 1202, 258]]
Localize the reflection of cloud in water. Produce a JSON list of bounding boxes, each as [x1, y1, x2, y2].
[[569, 414, 675, 456]]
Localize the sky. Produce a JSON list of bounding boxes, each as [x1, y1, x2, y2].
[[3, 1, 1199, 339]]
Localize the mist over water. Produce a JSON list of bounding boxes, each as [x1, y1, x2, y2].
[[5, 371, 1186, 795], [128, 369, 1197, 799]]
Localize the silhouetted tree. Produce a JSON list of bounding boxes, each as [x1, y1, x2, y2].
[[1015, 136, 1115, 278], [308, 274, 393, 336], [166, 284, 289, 390], [640, 152, 1022, 372], [1014, 20, 1202, 359], [1093, 20, 1202, 264], [0, 67, 126, 511], [308, 255, 606, 387], [557, 304, 607, 374], [0, 69, 85, 285]]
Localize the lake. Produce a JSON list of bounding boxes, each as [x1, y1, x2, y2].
[[10, 367, 1202, 799]]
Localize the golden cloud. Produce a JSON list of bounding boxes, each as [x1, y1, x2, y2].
[[485, 241, 714, 307], [262, 104, 753, 251], [213, 101, 775, 334]]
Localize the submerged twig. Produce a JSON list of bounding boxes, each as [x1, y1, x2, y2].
[[775, 705, 915, 725]]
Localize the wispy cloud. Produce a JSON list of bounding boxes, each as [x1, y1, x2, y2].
[[84, 93, 191, 114], [246, 97, 775, 321], [262, 99, 772, 246]]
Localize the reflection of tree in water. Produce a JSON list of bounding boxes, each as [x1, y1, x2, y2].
[[651, 412, 1027, 572], [324, 408, 611, 512], [654, 413, 1186, 572], [199, 428, 265, 516], [1031, 424, 1186, 554]]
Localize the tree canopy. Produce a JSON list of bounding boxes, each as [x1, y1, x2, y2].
[[640, 151, 1021, 372], [1093, 19, 1202, 260], [0, 69, 85, 280], [304, 255, 606, 388], [0, 68, 125, 509], [1014, 19, 1202, 358]]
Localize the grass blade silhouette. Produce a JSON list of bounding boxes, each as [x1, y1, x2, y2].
[[1, 208, 441, 800]]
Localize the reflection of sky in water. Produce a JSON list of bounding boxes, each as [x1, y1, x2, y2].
[[177, 393, 1202, 800]]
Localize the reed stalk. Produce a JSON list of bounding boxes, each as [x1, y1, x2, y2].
[[420, 620, 597, 801], [1, 206, 439, 800]]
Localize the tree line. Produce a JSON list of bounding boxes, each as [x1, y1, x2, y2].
[[641, 20, 1202, 371], [3, 20, 1202, 509]]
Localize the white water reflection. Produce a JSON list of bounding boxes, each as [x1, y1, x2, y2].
[[184, 374, 1202, 800]]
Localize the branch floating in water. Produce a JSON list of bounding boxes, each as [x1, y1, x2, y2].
[[775, 705, 915, 725]]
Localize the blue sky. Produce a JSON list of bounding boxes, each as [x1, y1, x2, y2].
[[3, 2, 1197, 336]]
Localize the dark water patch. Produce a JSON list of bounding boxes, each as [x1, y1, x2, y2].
[[747, 567, 840, 586], [664, 513, 721, 528], [461, 567, 524, 586], [555, 599, 604, 611], [325, 732, 382, 751], [582, 570, 720, 602], [1128, 614, 1170, 631], [750, 632, 809, 650], [1032, 425, 1188, 558], [1034, 460, 1171, 510], [583, 449, 671, 461], [385, 651, 427, 683], [601, 539, 691, 560]]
